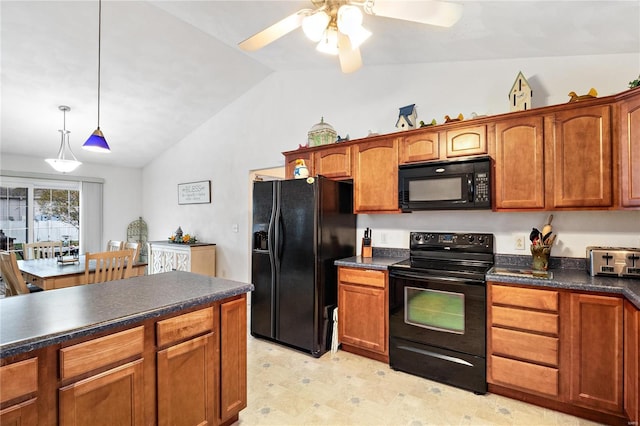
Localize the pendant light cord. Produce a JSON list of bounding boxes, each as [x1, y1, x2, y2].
[[97, 0, 102, 129]]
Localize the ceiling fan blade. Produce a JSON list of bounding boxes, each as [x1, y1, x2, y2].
[[338, 32, 362, 74], [239, 9, 309, 51], [364, 0, 463, 27]]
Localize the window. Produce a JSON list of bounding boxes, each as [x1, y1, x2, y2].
[[0, 178, 80, 257]]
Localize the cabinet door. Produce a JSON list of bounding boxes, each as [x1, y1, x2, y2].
[[494, 116, 545, 209], [567, 293, 623, 413], [173, 247, 191, 272], [399, 130, 439, 163], [0, 399, 38, 426], [353, 137, 400, 213], [338, 279, 387, 356], [619, 93, 640, 207], [219, 296, 247, 423], [624, 301, 639, 425], [59, 359, 145, 426], [313, 144, 352, 178], [548, 104, 613, 208], [157, 333, 215, 426], [445, 124, 487, 158]]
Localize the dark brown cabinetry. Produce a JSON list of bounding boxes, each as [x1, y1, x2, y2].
[[338, 267, 389, 362], [547, 104, 613, 208], [0, 358, 38, 426], [624, 300, 639, 425], [619, 89, 640, 207], [312, 144, 352, 179], [352, 136, 400, 214], [494, 116, 545, 209]]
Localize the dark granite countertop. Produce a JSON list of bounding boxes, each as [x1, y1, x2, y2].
[[0, 271, 253, 358], [334, 255, 407, 271], [487, 267, 640, 309]]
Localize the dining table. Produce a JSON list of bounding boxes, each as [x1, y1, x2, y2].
[[17, 255, 148, 290]]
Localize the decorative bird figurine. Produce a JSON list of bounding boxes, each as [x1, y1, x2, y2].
[[293, 159, 309, 179], [444, 113, 464, 123], [568, 88, 598, 102], [419, 119, 437, 127]]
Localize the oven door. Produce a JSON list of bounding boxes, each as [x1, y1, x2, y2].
[[389, 269, 486, 357]]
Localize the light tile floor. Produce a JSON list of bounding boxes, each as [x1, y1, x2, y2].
[[236, 336, 602, 426]]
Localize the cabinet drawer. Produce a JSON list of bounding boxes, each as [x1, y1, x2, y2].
[[491, 284, 558, 311], [490, 355, 559, 397], [339, 268, 386, 288], [0, 358, 38, 404], [157, 307, 214, 347], [491, 327, 558, 366], [60, 326, 144, 380], [492, 305, 558, 335]]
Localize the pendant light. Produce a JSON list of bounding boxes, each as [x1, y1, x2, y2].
[[83, 0, 110, 153], [45, 106, 82, 173]]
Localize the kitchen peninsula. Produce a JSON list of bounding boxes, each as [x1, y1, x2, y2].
[[0, 271, 253, 426]]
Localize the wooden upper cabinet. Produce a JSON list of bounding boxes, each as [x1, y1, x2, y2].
[[446, 124, 487, 158], [619, 90, 640, 207], [399, 129, 439, 163], [547, 104, 613, 208], [494, 116, 545, 210], [352, 136, 400, 214], [284, 151, 314, 180], [312, 144, 352, 179]]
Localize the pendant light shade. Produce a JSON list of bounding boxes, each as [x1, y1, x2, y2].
[[46, 106, 82, 173], [83, 0, 110, 153]]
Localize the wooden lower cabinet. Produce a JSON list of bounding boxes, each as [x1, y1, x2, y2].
[[59, 359, 145, 426], [567, 293, 624, 413], [624, 300, 640, 425], [0, 357, 39, 426], [0, 295, 247, 426], [337, 267, 388, 362], [488, 282, 628, 425], [157, 334, 215, 426]]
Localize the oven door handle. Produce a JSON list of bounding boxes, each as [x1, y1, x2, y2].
[[390, 270, 485, 285]]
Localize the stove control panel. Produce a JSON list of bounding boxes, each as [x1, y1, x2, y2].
[[410, 232, 494, 251], [586, 246, 640, 278]]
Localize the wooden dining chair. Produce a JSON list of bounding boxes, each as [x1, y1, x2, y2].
[[106, 240, 124, 251], [123, 242, 140, 262], [84, 249, 134, 284], [23, 241, 62, 260], [0, 251, 43, 295]]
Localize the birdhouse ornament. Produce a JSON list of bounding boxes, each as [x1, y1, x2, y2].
[[509, 71, 533, 112], [396, 104, 417, 130]]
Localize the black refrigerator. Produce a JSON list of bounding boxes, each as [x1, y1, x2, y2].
[[251, 176, 356, 357]]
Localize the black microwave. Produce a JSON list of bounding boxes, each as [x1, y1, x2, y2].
[[398, 157, 492, 211]]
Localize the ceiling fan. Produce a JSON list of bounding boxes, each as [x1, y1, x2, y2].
[[238, 0, 463, 73]]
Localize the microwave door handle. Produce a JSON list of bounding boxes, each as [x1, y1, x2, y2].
[[468, 175, 474, 202]]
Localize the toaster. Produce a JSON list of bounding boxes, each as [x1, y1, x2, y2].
[[586, 246, 640, 278]]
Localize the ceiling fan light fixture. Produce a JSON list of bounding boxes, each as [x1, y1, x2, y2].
[[302, 11, 330, 42], [316, 28, 339, 55], [346, 25, 371, 49], [45, 105, 82, 173], [337, 5, 363, 35]]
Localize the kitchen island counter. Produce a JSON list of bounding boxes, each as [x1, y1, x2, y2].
[[0, 271, 253, 358]]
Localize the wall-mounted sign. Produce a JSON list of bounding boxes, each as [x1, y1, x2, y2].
[[178, 180, 211, 205]]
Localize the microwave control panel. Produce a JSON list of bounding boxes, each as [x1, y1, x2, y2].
[[474, 172, 490, 203]]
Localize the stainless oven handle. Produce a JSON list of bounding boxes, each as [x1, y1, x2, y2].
[[390, 270, 485, 285]]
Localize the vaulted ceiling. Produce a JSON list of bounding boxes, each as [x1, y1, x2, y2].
[[1, 1, 638, 168]]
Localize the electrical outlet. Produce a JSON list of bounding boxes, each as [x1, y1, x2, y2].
[[381, 232, 388, 244], [514, 235, 526, 251], [232, 224, 239, 233]]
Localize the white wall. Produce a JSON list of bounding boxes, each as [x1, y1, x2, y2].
[[0, 154, 143, 247], [142, 53, 640, 283]]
